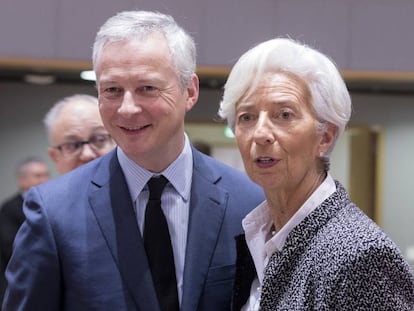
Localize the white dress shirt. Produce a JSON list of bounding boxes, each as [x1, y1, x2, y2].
[[241, 174, 337, 311], [117, 134, 193, 305]]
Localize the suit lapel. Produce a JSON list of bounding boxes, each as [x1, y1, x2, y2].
[[181, 153, 228, 311], [89, 152, 159, 311]]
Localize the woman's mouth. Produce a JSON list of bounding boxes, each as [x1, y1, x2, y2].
[[255, 156, 277, 168]]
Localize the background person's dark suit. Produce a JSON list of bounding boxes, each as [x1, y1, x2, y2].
[[0, 193, 24, 309], [3, 147, 264, 310]]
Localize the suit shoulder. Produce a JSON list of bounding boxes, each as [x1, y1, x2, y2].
[[312, 203, 405, 269], [198, 154, 264, 201], [36, 155, 108, 197], [198, 153, 252, 183]]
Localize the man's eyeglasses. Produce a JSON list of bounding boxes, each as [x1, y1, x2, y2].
[[55, 134, 114, 157]]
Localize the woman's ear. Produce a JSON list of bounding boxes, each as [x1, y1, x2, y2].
[[319, 123, 338, 155]]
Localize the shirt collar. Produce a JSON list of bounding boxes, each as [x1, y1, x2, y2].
[[117, 133, 193, 203], [242, 173, 336, 283]]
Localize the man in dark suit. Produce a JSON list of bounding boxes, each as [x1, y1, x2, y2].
[[3, 10, 264, 311], [0, 157, 49, 308]]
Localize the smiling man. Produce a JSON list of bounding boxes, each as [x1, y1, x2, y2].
[[3, 11, 264, 311]]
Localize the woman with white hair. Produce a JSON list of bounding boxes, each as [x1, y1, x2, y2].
[[219, 37, 414, 310]]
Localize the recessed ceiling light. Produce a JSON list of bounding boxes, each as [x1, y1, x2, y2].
[[23, 74, 56, 85], [80, 70, 96, 81]]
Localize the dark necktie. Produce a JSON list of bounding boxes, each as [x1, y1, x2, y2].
[[144, 175, 179, 311]]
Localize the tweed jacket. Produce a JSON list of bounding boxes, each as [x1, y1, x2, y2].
[[233, 181, 414, 310]]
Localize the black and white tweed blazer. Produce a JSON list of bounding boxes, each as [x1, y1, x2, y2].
[[232, 181, 414, 310]]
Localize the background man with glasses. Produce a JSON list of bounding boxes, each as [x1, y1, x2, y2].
[[44, 94, 116, 174], [0, 95, 114, 309]]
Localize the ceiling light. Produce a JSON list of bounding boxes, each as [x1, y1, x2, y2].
[[80, 70, 96, 81], [23, 74, 56, 85]]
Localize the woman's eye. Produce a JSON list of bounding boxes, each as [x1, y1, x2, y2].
[[238, 113, 254, 122], [280, 110, 293, 120]]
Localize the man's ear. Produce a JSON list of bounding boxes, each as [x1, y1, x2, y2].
[[185, 74, 199, 112], [48, 147, 59, 165]]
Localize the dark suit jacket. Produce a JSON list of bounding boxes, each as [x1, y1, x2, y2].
[[231, 234, 256, 311], [232, 181, 414, 310], [3, 148, 264, 311], [0, 193, 24, 309]]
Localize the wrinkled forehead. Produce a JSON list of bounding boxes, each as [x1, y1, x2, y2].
[[51, 104, 104, 141]]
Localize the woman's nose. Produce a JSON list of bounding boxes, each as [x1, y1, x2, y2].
[[253, 114, 275, 145]]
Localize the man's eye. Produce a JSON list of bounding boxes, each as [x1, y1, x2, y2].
[[138, 86, 160, 98], [143, 86, 158, 92], [93, 136, 106, 143], [63, 142, 81, 151], [90, 135, 108, 144], [105, 87, 121, 93]]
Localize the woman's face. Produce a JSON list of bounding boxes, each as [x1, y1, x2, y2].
[[234, 72, 334, 194]]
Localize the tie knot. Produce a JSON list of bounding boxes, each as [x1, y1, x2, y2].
[[147, 175, 168, 201]]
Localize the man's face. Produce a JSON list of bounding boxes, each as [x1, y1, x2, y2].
[[48, 101, 115, 174], [18, 162, 50, 192], [95, 33, 199, 172]]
